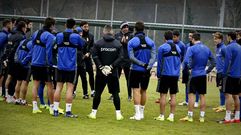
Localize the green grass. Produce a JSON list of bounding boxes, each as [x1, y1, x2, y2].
[[0, 76, 240, 135]]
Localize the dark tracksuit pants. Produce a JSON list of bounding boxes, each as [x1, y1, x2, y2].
[[85, 58, 94, 91], [92, 73, 120, 110], [74, 66, 88, 96], [118, 66, 131, 98]]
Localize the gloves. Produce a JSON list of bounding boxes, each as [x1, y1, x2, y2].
[[99, 65, 112, 76], [103, 65, 112, 75]]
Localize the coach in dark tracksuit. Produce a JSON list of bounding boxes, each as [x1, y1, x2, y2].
[[87, 25, 124, 120], [114, 21, 133, 101], [80, 21, 95, 97], [73, 27, 88, 99], [4, 21, 26, 103]]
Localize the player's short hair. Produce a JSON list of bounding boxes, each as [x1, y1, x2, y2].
[[80, 21, 88, 27], [44, 17, 56, 29], [164, 31, 173, 40], [66, 18, 76, 29], [227, 32, 236, 40], [213, 32, 223, 40], [189, 30, 197, 34], [16, 21, 26, 31], [103, 25, 113, 34], [135, 21, 144, 32], [2, 19, 11, 27], [192, 33, 201, 41], [173, 30, 180, 37]]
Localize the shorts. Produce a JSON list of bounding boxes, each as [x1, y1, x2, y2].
[[31, 65, 52, 82], [7, 62, 16, 76], [95, 73, 120, 94], [15, 63, 31, 81], [224, 76, 241, 95], [56, 69, 77, 84], [216, 73, 224, 92], [129, 70, 151, 90], [189, 75, 207, 94], [156, 75, 179, 94]]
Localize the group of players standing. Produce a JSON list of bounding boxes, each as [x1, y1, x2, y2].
[[0, 16, 241, 123]]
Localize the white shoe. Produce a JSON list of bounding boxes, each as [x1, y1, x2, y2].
[[6, 96, 15, 104], [130, 113, 141, 120], [140, 113, 144, 119], [194, 102, 199, 108]]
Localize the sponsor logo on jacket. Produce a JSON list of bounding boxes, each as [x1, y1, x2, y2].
[[101, 48, 117, 52]]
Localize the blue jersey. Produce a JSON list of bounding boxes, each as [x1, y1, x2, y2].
[[157, 40, 181, 77], [174, 40, 185, 62], [30, 28, 55, 67], [56, 29, 85, 71], [0, 28, 9, 60], [0, 28, 9, 48], [15, 39, 33, 68], [223, 40, 241, 78], [184, 41, 215, 77], [215, 42, 226, 73], [128, 32, 156, 72]]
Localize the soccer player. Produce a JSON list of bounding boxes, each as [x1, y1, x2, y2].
[[0, 19, 12, 101], [87, 25, 124, 120], [114, 21, 133, 101], [154, 31, 181, 122], [80, 21, 95, 98], [128, 21, 156, 120], [53, 18, 85, 118], [180, 33, 215, 122], [15, 38, 32, 105], [222, 32, 241, 123], [4, 21, 27, 103], [179, 30, 200, 108], [24, 17, 56, 114], [212, 32, 226, 112]]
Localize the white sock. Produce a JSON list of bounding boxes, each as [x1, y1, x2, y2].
[[234, 111, 240, 120], [54, 102, 59, 111], [134, 105, 140, 115], [50, 104, 54, 110], [5, 89, 8, 97], [188, 111, 193, 117], [160, 114, 164, 118], [140, 105, 145, 112], [91, 109, 97, 115], [116, 110, 121, 115], [169, 113, 174, 119], [0, 87, 2, 96], [225, 110, 231, 121], [200, 111, 205, 117], [66, 103, 72, 112], [32, 101, 38, 110]]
